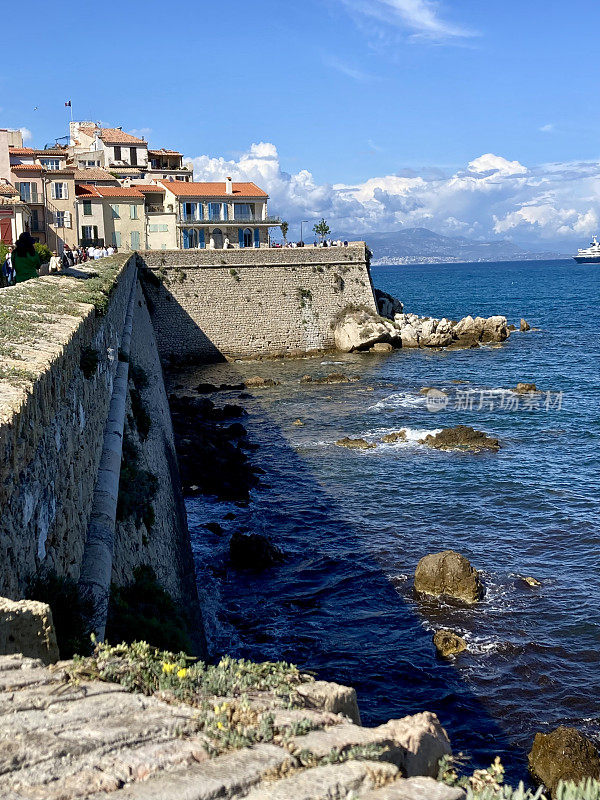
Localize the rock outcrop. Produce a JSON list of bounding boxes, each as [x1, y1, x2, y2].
[[336, 437, 376, 450], [376, 289, 404, 320], [334, 303, 510, 353], [520, 318, 531, 331], [0, 652, 461, 800], [229, 531, 285, 570], [382, 431, 407, 443], [515, 382, 537, 393], [433, 630, 467, 658], [419, 426, 500, 453], [414, 551, 483, 604], [528, 726, 600, 796]]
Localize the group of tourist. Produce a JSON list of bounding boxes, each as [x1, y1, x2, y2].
[[271, 239, 350, 248], [0, 233, 118, 286]]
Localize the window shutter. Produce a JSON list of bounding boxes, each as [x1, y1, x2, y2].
[[51, 183, 56, 199], [238, 229, 244, 248], [64, 211, 71, 228], [94, 226, 99, 240], [254, 228, 260, 248], [182, 229, 189, 249], [64, 184, 69, 199]]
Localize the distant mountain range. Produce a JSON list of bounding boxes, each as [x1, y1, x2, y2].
[[344, 228, 566, 264]]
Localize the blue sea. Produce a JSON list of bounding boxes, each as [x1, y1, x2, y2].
[[181, 259, 600, 781]]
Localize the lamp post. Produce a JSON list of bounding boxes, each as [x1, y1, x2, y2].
[[300, 220, 309, 245]]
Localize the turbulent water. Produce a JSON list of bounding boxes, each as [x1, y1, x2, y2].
[[179, 259, 599, 781]]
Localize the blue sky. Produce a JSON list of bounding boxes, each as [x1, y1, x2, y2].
[[2, 0, 600, 247]]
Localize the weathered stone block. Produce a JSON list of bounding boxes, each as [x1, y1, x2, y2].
[[0, 597, 59, 664], [296, 680, 361, 724]]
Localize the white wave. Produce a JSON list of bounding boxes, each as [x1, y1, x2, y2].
[[370, 391, 427, 411]]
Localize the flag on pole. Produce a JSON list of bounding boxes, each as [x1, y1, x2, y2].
[[65, 100, 71, 107]]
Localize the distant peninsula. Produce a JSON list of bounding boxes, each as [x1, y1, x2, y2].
[[348, 227, 566, 265]]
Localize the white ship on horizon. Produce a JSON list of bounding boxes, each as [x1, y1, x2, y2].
[[573, 235, 600, 263]]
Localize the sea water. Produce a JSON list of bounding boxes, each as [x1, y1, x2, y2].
[[182, 259, 600, 780]]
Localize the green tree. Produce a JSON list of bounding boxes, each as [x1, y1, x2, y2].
[[34, 242, 52, 263], [313, 218, 330, 242], [280, 221, 289, 243]]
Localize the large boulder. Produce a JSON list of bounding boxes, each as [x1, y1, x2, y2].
[[528, 727, 600, 796], [400, 324, 420, 348], [0, 597, 59, 664], [378, 711, 453, 778], [481, 315, 509, 342], [334, 309, 399, 353], [415, 551, 483, 604], [419, 425, 500, 453]]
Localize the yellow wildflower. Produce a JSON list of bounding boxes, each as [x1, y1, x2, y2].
[[217, 721, 225, 730], [162, 662, 176, 674], [177, 668, 188, 679]]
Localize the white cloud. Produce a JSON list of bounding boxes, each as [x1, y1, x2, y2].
[[130, 127, 152, 138], [539, 123, 555, 133], [337, 0, 477, 41], [323, 54, 374, 82], [19, 127, 32, 142], [185, 142, 600, 247]]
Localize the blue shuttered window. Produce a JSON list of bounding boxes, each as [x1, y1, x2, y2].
[[238, 229, 245, 248], [254, 228, 260, 248], [182, 229, 190, 249], [199, 229, 205, 248]]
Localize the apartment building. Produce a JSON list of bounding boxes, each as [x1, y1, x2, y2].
[[76, 185, 146, 250], [160, 177, 279, 249]]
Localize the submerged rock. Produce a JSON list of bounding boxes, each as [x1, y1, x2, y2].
[[528, 726, 600, 796], [419, 425, 500, 453], [415, 551, 483, 604], [520, 318, 531, 331], [371, 342, 394, 353], [515, 382, 537, 393], [293, 419, 304, 426], [381, 431, 407, 443], [229, 531, 285, 570], [433, 630, 467, 657], [335, 437, 376, 450], [244, 376, 280, 388], [521, 575, 542, 588]]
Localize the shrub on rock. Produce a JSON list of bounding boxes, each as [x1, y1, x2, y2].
[[415, 551, 483, 604]]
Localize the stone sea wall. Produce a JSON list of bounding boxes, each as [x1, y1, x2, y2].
[[0, 256, 196, 618], [137, 244, 377, 361]]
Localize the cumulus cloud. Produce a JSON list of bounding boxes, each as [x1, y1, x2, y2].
[[185, 143, 600, 247], [539, 123, 555, 133], [336, 0, 477, 41]]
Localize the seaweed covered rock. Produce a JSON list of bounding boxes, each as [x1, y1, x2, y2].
[[229, 531, 285, 570], [528, 726, 600, 796], [335, 437, 376, 450], [415, 551, 483, 604], [433, 629, 467, 658], [419, 425, 500, 453]]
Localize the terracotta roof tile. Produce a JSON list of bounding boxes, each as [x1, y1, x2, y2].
[[8, 147, 35, 155], [99, 128, 147, 144], [74, 168, 118, 181], [77, 184, 145, 199], [11, 164, 43, 172], [0, 183, 17, 195], [136, 185, 165, 193], [148, 148, 182, 157], [159, 180, 268, 198]]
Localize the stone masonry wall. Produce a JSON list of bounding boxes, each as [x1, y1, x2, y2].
[[0, 256, 198, 621], [138, 244, 377, 361]]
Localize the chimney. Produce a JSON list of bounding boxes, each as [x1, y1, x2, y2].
[[225, 176, 233, 194]]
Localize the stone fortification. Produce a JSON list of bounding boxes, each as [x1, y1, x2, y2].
[[138, 244, 377, 361], [0, 256, 196, 625]]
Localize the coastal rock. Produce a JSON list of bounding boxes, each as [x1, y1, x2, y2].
[[334, 309, 399, 353], [515, 382, 537, 393], [244, 376, 280, 388], [293, 419, 304, 426], [377, 711, 453, 778], [521, 576, 542, 588], [382, 431, 407, 443], [433, 630, 467, 657], [229, 531, 285, 570], [371, 342, 394, 353], [400, 324, 420, 348], [376, 289, 404, 320], [314, 373, 358, 384], [414, 551, 483, 604], [481, 315, 509, 342], [0, 597, 59, 664], [528, 726, 600, 796], [336, 437, 376, 450], [520, 318, 531, 331], [419, 425, 500, 453]]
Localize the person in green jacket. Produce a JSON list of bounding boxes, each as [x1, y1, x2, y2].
[[12, 232, 41, 283]]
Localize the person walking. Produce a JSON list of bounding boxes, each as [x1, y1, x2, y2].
[[11, 233, 41, 283]]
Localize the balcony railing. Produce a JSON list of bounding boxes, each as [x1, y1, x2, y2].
[[177, 214, 281, 225]]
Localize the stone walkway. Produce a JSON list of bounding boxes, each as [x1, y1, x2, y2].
[[0, 654, 465, 800]]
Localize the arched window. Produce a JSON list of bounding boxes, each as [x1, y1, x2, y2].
[[243, 228, 253, 248], [212, 228, 223, 249]]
